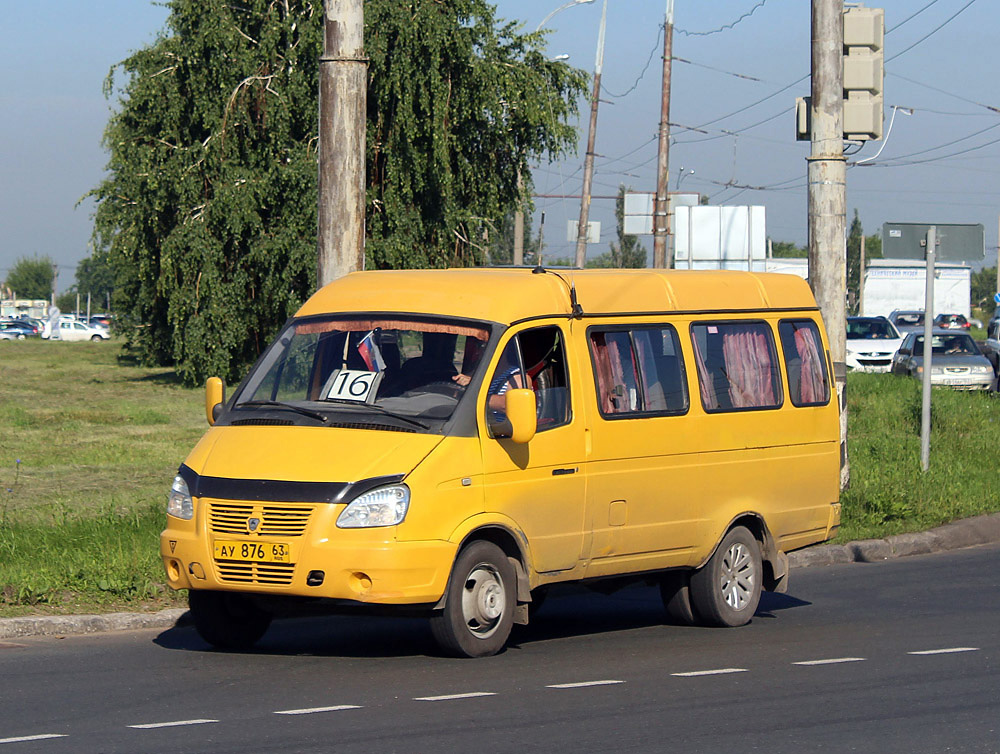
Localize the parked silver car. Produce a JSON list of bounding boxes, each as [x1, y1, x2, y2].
[[890, 330, 994, 390]]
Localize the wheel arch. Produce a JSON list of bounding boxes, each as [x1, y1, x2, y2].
[[433, 521, 533, 610], [701, 513, 788, 594]]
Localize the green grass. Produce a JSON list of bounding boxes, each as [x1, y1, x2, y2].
[[0, 342, 998, 616], [0, 340, 204, 615], [838, 372, 1000, 541]]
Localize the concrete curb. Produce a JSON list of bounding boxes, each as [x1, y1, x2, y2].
[[3, 512, 999, 640]]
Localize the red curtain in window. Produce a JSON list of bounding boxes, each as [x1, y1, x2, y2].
[[794, 326, 825, 403], [722, 329, 775, 408], [692, 335, 719, 410]]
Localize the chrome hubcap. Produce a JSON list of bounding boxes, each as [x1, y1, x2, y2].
[[461, 564, 506, 638], [719, 542, 755, 611]]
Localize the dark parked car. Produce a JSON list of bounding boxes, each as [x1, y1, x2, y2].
[[890, 330, 993, 390], [0, 319, 40, 339], [987, 305, 1000, 339], [933, 313, 970, 330]]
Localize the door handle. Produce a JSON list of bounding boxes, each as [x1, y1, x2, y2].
[[552, 467, 578, 476]]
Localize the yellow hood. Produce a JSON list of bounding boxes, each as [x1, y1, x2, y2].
[[185, 425, 443, 484]]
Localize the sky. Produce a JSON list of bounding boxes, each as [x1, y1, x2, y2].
[[2, 0, 998, 292]]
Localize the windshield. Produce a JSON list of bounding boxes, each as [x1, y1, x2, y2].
[[911, 334, 980, 356], [233, 316, 493, 429], [847, 318, 898, 340]]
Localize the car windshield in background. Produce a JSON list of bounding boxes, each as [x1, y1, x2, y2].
[[847, 318, 897, 339], [233, 316, 493, 429], [911, 334, 980, 356], [894, 313, 923, 327]]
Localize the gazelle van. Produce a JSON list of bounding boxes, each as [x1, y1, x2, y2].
[[161, 268, 841, 657]]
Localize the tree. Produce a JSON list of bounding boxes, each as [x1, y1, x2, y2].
[[770, 241, 807, 258], [91, 0, 586, 385], [487, 212, 540, 266], [6, 257, 54, 300], [971, 266, 998, 310], [75, 253, 115, 308], [606, 185, 647, 268]]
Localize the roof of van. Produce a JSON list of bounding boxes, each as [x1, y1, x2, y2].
[[296, 268, 819, 325]]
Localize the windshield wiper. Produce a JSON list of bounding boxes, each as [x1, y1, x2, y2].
[[321, 399, 429, 430], [237, 400, 329, 423]]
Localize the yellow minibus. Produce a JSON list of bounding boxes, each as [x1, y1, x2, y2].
[[161, 268, 841, 657]]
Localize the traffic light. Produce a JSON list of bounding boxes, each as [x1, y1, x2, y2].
[[843, 5, 884, 141]]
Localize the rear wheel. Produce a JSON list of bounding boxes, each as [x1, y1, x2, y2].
[[689, 526, 762, 627], [430, 541, 515, 657], [188, 590, 272, 650], [91, 334, 103, 341]]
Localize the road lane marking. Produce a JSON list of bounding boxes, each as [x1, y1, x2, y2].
[[793, 657, 866, 666], [128, 719, 219, 729], [546, 680, 624, 689], [274, 705, 363, 715], [671, 668, 747, 677], [0, 735, 67, 745], [908, 647, 979, 655], [414, 692, 496, 702]]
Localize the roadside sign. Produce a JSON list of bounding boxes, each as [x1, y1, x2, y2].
[[994, 292, 1000, 304], [882, 222, 984, 263]]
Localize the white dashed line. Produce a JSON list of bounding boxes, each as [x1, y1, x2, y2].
[[908, 647, 980, 655], [671, 668, 747, 677], [0, 735, 68, 745], [793, 657, 866, 666], [414, 692, 496, 702], [546, 680, 625, 689], [128, 719, 219, 730], [274, 705, 363, 716]]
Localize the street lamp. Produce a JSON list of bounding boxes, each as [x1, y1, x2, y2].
[[676, 167, 694, 190], [535, 0, 595, 33]]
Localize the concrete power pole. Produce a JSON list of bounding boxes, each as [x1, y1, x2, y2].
[[317, 0, 367, 289], [574, 0, 608, 269], [808, 0, 848, 488], [652, 0, 674, 269]]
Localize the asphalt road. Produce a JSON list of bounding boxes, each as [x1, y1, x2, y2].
[[1, 544, 998, 754]]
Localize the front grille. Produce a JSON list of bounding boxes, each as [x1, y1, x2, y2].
[[216, 561, 295, 585], [208, 501, 314, 536], [230, 417, 293, 426]]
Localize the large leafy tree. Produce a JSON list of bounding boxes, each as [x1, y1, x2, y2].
[[5, 257, 54, 300], [92, 0, 586, 385]]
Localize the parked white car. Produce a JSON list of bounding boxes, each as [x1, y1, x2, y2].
[[846, 316, 903, 372], [57, 320, 110, 341]]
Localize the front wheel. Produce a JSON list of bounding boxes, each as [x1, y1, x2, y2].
[[91, 334, 103, 341], [689, 526, 762, 627], [188, 590, 272, 650], [430, 541, 516, 658]]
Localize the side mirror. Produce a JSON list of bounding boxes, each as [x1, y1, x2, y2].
[[205, 377, 224, 425], [505, 388, 537, 444]]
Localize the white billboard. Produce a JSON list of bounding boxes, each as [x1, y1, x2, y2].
[[674, 205, 766, 270]]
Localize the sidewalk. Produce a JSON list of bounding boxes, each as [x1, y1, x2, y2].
[[2, 512, 999, 640]]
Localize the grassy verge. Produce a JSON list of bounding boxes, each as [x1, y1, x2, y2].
[[1, 343, 998, 617]]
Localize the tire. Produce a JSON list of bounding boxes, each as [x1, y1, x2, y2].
[[91, 334, 102, 341], [188, 590, 272, 650], [659, 571, 699, 626], [689, 526, 762, 628], [430, 541, 516, 658]]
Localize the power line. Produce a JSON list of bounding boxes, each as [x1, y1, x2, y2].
[[602, 26, 662, 99], [885, 0, 981, 63], [885, 0, 944, 34], [675, 0, 775, 37], [888, 71, 1000, 114]]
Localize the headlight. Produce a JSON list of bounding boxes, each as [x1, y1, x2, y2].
[[167, 475, 194, 520], [973, 365, 993, 374], [337, 485, 410, 528], [931, 366, 944, 375]]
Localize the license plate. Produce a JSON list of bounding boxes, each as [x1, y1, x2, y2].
[[214, 540, 291, 563]]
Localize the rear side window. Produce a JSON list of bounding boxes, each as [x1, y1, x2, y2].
[[690, 321, 782, 412], [778, 320, 830, 407], [588, 326, 688, 417]]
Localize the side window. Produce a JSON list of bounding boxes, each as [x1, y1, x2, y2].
[[690, 321, 782, 412], [485, 326, 570, 432], [778, 320, 830, 407], [588, 326, 688, 417]]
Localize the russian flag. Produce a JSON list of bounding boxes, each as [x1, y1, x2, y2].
[[357, 330, 386, 371]]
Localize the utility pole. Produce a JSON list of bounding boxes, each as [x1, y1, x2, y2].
[[858, 231, 866, 315], [513, 171, 525, 266], [574, 0, 608, 269], [652, 0, 674, 268], [317, 0, 367, 289], [808, 0, 848, 487]]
